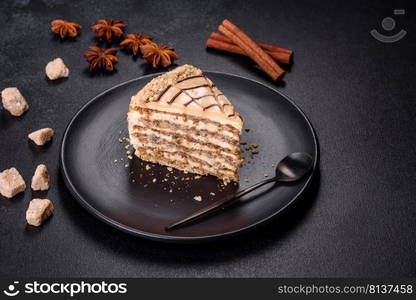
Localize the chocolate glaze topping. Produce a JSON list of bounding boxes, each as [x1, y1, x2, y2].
[[167, 84, 213, 104], [147, 73, 239, 121], [184, 99, 194, 107], [184, 94, 216, 107], [204, 104, 221, 110], [155, 84, 172, 102], [168, 90, 183, 104], [181, 84, 211, 91], [195, 94, 214, 100]]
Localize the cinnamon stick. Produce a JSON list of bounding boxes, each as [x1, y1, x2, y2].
[[219, 20, 285, 80], [206, 38, 291, 65], [210, 32, 293, 56]]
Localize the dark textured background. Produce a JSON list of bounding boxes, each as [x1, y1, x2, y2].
[[0, 0, 415, 277]]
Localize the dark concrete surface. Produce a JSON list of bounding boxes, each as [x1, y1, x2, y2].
[[0, 0, 415, 277]]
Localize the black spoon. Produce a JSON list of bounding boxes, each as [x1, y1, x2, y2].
[[165, 152, 314, 231]]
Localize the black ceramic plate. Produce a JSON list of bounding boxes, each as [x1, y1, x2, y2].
[[60, 72, 318, 243]]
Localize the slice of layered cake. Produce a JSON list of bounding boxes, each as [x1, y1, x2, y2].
[[127, 64, 243, 183]]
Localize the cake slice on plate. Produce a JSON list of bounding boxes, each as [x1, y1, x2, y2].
[[127, 64, 243, 183]]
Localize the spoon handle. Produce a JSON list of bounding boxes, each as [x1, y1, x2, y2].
[[165, 177, 277, 231]]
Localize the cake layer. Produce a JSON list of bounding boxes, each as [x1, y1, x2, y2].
[[135, 144, 237, 174], [128, 113, 238, 142], [130, 125, 240, 154], [128, 108, 240, 139], [130, 135, 242, 171], [135, 147, 238, 182], [130, 131, 241, 163]]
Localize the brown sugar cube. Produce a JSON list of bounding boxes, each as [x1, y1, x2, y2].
[[0, 168, 26, 198], [1, 87, 29, 116], [26, 198, 54, 226], [31, 164, 50, 191], [28, 128, 54, 146], [45, 58, 69, 80]]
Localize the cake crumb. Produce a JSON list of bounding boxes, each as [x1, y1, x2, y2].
[[128, 155, 133, 160], [209, 192, 215, 196], [240, 141, 247, 145], [169, 188, 173, 193], [118, 138, 123, 143], [114, 159, 118, 163], [194, 175, 201, 179], [145, 164, 151, 171], [124, 164, 129, 168], [193, 195, 202, 202], [152, 178, 157, 183], [264, 173, 269, 177], [167, 167, 173, 171]]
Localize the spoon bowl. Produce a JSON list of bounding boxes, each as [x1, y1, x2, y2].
[[275, 152, 314, 182]]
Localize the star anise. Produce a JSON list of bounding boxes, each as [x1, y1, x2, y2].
[[84, 46, 118, 72], [140, 42, 179, 68], [91, 19, 126, 42], [120, 33, 153, 56], [51, 19, 82, 39]]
